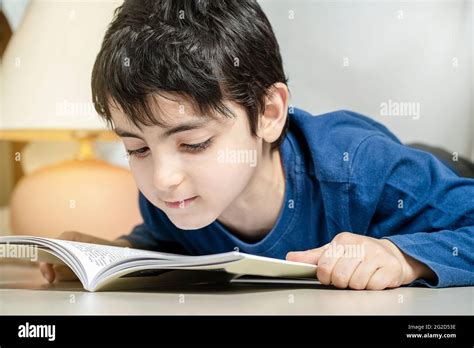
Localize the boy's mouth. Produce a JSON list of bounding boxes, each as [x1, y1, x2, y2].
[[164, 196, 198, 209]]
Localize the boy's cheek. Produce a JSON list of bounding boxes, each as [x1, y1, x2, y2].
[[211, 162, 256, 192], [130, 166, 157, 203]]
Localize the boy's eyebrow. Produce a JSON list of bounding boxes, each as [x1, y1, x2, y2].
[[113, 128, 144, 139], [113, 120, 209, 140]]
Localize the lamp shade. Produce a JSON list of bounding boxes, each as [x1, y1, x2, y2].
[[1, 0, 144, 241], [1, 0, 121, 130], [0, 58, 2, 122]]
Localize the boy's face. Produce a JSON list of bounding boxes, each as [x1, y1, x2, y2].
[[111, 95, 262, 230]]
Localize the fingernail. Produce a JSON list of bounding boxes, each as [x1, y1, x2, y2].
[[288, 251, 303, 255], [286, 251, 302, 260]]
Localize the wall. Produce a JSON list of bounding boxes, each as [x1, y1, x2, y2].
[[261, 0, 473, 159]]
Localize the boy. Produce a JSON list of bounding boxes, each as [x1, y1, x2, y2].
[[40, 0, 473, 290]]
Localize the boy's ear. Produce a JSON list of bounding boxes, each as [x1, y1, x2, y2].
[[257, 82, 289, 143]]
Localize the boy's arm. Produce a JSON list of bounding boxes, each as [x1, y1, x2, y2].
[[117, 222, 190, 254], [113, 238, 132, 248], [381, 228, 473, 287], [349, 134, 474, 288], [116, 223, 159, 251]]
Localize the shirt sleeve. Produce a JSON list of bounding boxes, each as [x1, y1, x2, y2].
[[117, 223, 159, 251], [348, 134, 474, 288], [116, 191, 190, 254]]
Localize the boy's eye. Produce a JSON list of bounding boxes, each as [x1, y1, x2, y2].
[[126, 138, 213, 159], [180, 138, 214, 153], [126, 147, 149, 158]]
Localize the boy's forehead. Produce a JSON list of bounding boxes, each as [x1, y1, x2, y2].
[[109, 93, 210, 132]]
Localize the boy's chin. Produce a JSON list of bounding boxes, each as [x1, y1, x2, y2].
[[168, 215, 215, 231]]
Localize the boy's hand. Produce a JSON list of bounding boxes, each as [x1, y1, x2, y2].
[[39, 231, 132, 283], [286, 232, 435, 290]]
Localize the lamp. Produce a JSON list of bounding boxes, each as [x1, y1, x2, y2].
[[1, 0, 143, 239]]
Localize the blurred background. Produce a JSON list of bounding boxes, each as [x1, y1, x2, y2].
[[0, 0, 472, 239]]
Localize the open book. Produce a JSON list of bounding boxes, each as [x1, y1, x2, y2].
[[0, 236, 318, 291]]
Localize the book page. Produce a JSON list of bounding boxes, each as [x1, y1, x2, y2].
[[52, 239, 184, 285]]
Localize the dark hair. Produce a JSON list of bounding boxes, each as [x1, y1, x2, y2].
[[92, 0, 289, 150]]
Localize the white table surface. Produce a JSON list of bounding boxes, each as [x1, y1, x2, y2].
[[0, 264, 472, 315]]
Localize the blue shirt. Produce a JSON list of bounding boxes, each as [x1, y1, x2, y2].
[[121, 108, 474, 288]]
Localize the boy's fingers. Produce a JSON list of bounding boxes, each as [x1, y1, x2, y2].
[[39, 262, 77, 283], [330, 256, 363, 289], [52, 264, 77, 281], [348, 258, 380, 290], [316, 248, 342, 285], [366, 268, 393, 290], [39, 262, 55, 283], [286, 244, 328, 265]]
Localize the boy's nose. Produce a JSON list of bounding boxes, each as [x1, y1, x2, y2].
[[152, 157, 184, 191]]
